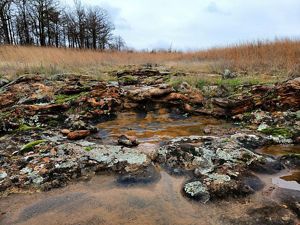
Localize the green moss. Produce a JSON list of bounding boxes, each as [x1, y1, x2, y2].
[[260, 127, 293, 138], [168, 79, 182, 90], [216, 78, 243, 88], [17, 124, 40, 132], [20, 140, 47, 154], [55, 93, 82, 104], [84, 146, 94, 152], [196, 80, 208, 90], [118, 75, 138, 84]]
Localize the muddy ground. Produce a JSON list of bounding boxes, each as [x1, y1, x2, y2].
[[0, 65, 299, 224]]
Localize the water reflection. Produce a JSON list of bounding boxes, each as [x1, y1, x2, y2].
[[257, 145, 300, 157], [97, 109, 231, 144]]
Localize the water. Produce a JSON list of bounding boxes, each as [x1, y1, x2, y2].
[[257, 145, 300, 157], [97, 108, 231, 144], [257, 144, 300, 189], [0, 171, 287, 225]]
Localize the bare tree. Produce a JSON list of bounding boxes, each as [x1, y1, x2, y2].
[[110, 35, 125, 51], [0, 0, 13, 44], [0, 0, 124, 50]]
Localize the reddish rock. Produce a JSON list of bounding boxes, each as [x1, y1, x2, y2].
[[42, 157, 50, 163], [164, 93, 189, 102], [87, 98, 105, 107], [188, 91, 204, 105], [67, 130, 91, 140], [24, 104, 68, 113], [209, 77, 300, 116], [184, 103, 193, 112], [0, 93, 16, 107]]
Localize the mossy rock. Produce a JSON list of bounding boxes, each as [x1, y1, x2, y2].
[[118, 75, 138, 85], [260, 127, 294, 138], [54, 93, 83, 104]]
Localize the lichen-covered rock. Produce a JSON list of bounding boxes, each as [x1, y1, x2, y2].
[[183, 181, 210, 203], [158, 133, 270, 201], [58, 142, 151, 172], [158, 134, 262, 173]]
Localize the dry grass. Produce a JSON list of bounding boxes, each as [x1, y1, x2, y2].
[[185, 38, 300, 75], [0, 38, 299, 80]]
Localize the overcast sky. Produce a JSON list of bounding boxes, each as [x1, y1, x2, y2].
[[65, 0, 300, 50]]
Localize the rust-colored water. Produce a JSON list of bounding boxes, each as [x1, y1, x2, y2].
[[257, 145, 300, 157], [97, 109, 231, 144], [0, 171, 288, 225]]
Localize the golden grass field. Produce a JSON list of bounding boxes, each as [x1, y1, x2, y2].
[[0, 39, 299, 83]]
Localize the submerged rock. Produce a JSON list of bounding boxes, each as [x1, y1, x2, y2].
[[0, 171, 8, 180], [118, 135, 139, 147], [116, 165, 161, 186]]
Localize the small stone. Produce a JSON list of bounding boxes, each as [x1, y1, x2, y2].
[[118, 135, 139, 147], [39, 168, 48, 175], [67, 130, 91, 140], [50, 148, 57, 155], [257, 123, 269, 131], [32, 176, 44, 185], [0, 78, 9, 87], [203, 127, 211, 134], [42, 157, 50, 163], [61, 129, 71, 135], [20, 167, 32, 174], [222, 69, 237, 79], [294, 136, 300, 144], [184, 103, 193, 112], [0, 171, 8, 180]]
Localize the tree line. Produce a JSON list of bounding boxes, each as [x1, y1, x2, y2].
[[0, 0, 125, 50]]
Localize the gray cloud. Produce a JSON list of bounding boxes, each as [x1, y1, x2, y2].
[[66, 0, 300, 50]]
